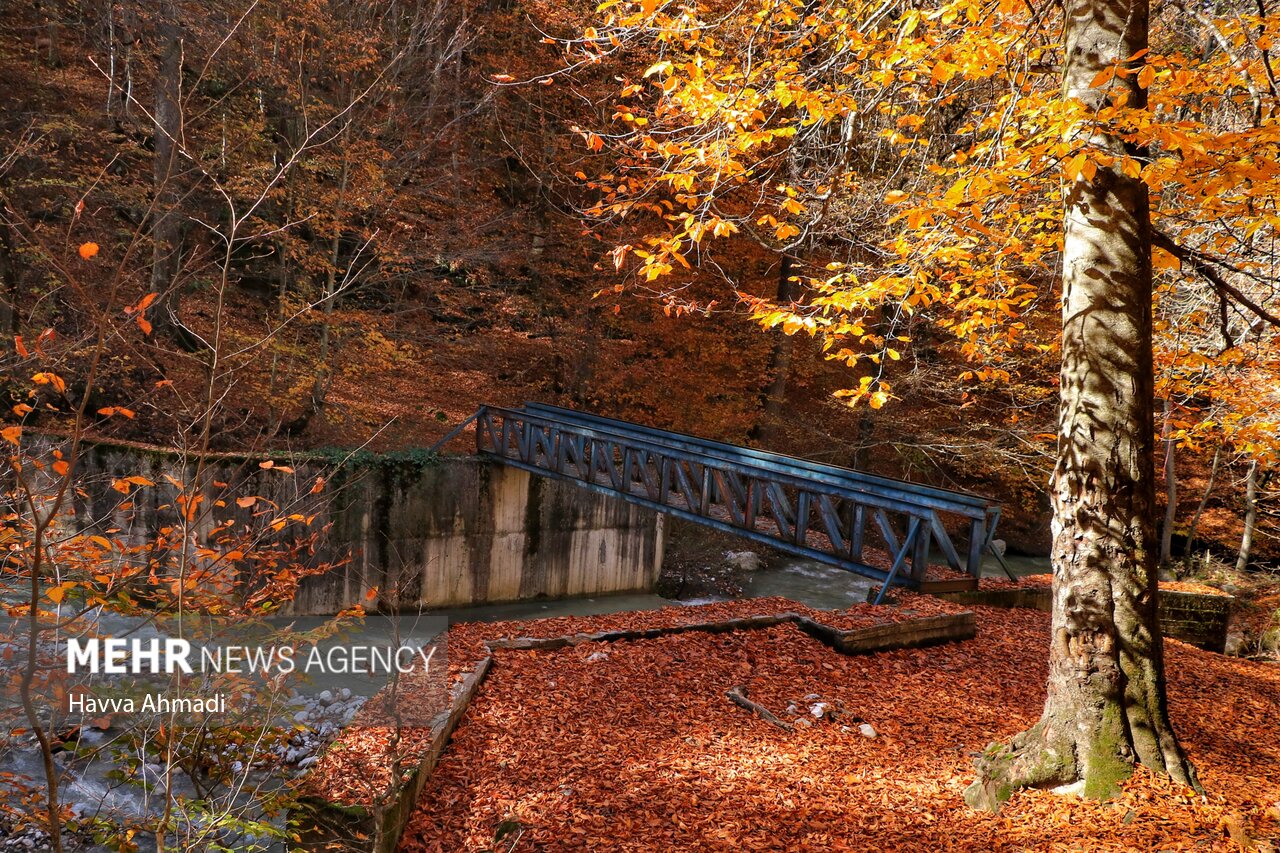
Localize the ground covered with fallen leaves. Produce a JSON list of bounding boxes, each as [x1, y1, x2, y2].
[[982, 573, 1230, 597], [394, 604, 1280, 852], [442, 594, 964, 673], [301, 596, 968, 807]]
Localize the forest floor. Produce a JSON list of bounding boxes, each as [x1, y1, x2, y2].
[[390, 603, 1280, 853]]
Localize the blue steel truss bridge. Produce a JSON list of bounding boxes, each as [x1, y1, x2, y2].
[[440, 403, 1010, 602]]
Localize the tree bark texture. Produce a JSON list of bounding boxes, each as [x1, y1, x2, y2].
[[966, 0, 1200, 810], [1236, 459, 1258, 573]]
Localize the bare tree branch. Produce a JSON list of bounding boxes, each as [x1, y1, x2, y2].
[[1152, 230, 1280, 331]]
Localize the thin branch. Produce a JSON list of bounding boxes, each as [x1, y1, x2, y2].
[[1153, 230, 1280, 330]]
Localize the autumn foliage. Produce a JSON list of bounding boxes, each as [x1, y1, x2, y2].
[[569, 0, 1279, 450], [2, 0, 1280, 848]]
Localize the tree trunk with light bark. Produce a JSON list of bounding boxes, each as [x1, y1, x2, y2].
[[149, 16, 182, 328], [1159, 397, 1178, 566], [965, 0, 1201, 809], [1235, 460, 1259, 573]]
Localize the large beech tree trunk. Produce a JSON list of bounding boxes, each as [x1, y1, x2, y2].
[[966, 0, 1200, 809]]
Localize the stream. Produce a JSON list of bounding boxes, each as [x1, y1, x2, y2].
[[735, 551, 1051, 610]]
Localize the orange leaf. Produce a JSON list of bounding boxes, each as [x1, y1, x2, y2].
[[1064, 152, 1087, 181], [32, 372, 67, 394], [137, 316, 153, 336], [1089, 66, 1117, 88], [14, 336, 28, 357], [1153, 246, 1182, 270], [78, 242, 100, 260]]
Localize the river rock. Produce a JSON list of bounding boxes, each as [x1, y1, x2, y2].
[[723, 550, 762, 572]]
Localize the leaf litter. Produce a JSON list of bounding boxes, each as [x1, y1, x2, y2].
[[306, 597, 1280, 851]]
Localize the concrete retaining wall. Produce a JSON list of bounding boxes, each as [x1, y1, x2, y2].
[[1158, 590, 1234, 653], [47, 440, 666, 615], [303, 457, 667, 614]]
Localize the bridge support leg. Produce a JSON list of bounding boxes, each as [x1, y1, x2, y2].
[[911, 521, 931, 582], [981, 507, 1015, 580], [966, 516, 986, 579], [874, 517, 920, 605]]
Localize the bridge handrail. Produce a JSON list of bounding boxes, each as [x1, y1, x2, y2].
[[480, 406, 943, 519], [479, 405, 985, 521], [517, 402, 996, 519]]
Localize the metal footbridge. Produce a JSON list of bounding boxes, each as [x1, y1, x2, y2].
[[438, 403, 1005, 601]]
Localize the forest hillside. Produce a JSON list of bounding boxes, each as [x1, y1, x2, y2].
[[0, 0, 1275, 561]]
